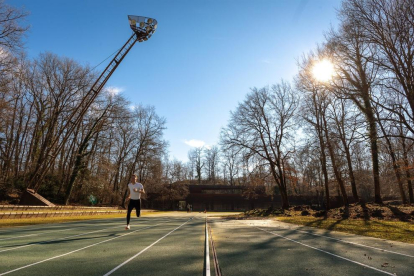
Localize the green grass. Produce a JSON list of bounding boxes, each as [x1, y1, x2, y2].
[[277, 216, 414, 244]]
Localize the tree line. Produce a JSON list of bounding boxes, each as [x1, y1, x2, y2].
[[168, 0, 414, 209], [0, 1, 169, 206], [1, 0, 413, 209]]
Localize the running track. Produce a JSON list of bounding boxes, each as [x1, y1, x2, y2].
[[0, 214, 413, 275]]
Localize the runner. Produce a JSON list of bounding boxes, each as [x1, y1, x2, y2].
[[125, 174, 145, 230]]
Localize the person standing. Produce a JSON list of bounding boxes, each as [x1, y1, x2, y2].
[[125, 174, 145, 230]]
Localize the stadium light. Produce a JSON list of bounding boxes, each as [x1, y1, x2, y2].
[[128, 15, 158, 41]]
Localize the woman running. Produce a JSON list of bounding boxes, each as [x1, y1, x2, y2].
[[125, 174, 145, 230]]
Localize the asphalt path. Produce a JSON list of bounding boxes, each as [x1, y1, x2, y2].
[[0, 215, 413, 275], [0, 217, 202, 276], [209, 218, 414, 276]]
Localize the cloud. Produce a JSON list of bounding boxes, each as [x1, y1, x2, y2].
[[106, 86, 124, 97], [184, 139, 211, 149], [260, 59, 271, 64], [0, 47, 10, 59]]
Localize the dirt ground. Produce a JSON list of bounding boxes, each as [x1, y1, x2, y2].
[[242, 202, 414, 222]]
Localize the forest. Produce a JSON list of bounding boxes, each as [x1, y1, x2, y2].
[[1, 0, 413, 209]]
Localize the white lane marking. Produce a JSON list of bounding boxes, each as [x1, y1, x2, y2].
[[103, 219, 191, 276], [292, 228, 414, 258], [0, 220, 172, 276], [205, 217, 211, 276], [0, 218, 164, 242], [256, 227, 395, 276], [0, 218, 167, 251], [0, 234, 38, 241], [0, 218, 125, 233], [0, 228, 77, 243], [0, 224, 121, 253]]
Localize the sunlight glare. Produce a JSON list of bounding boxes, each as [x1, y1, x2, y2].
[[312, 59, 334, 82]]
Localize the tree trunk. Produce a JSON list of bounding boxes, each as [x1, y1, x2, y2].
[[312, 93, 330, 210], [270, 162, 289, 209], [401, 136, 414, 204], [377, 113, 407, 204], [322, 115, 349, 206], [364, 99, 382, 204], [344, 144, 359, 202]]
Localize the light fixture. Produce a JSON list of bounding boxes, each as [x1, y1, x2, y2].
[[128, 15, 157, 42]]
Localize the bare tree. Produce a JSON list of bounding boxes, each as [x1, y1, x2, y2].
[[297, 52, 332, 209], [343, 0, 414, 134], [326, 16, 383, 204], [64, 92, 128, 205], [221, 146, 241, 186], [0, 0, 29, 52], [204, 146, 219, 184], [329, 98, 363, 202], [221, 83, 299, 209], [375, 105, 408, 204], [120, 105, 167, 207], [188, 147, 204, 184]]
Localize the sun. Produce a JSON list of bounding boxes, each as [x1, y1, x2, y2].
[[312, 59, 335, 82]]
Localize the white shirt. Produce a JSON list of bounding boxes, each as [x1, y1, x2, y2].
[[128, 183, 144, 200]]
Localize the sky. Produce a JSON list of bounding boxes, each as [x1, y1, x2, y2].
[[8, 0, 342, 162]]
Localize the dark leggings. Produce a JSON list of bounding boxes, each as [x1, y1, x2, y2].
[[127, 199, 141, 224]]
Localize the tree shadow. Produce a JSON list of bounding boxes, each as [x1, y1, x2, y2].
[[0, 233, 117, 249], [385, 205, 411, 222]]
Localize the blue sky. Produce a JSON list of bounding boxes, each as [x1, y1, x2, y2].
[[9, 0, 342, 161]]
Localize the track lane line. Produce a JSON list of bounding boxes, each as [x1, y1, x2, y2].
[[0, 217, 179, 235], [0, 224, 123, 253], [208, 219, 221, 276], [255, 226, 395, 276], [0, 234, 38, 241], [0, 218, 166, 243], [0, 219, 174, 276], [263, 222, 414, 258], [103, 218, 191, 276], [0, 228, 80, 243], [0, 217, 170, 251], [294, 228, 414, 258], [205, 216, 211, 276], [0, 218, 125, 234]]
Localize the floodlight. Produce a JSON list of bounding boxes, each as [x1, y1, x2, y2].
[[128, 15, 158, 42]]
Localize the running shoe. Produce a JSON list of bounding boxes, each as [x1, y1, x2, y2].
[[125, 225, 130, 230]]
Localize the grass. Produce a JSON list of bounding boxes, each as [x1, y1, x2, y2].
[[277, 216, 414, 244]]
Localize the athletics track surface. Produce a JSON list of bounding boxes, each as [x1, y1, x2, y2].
[[0, 213, 413, 275]]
